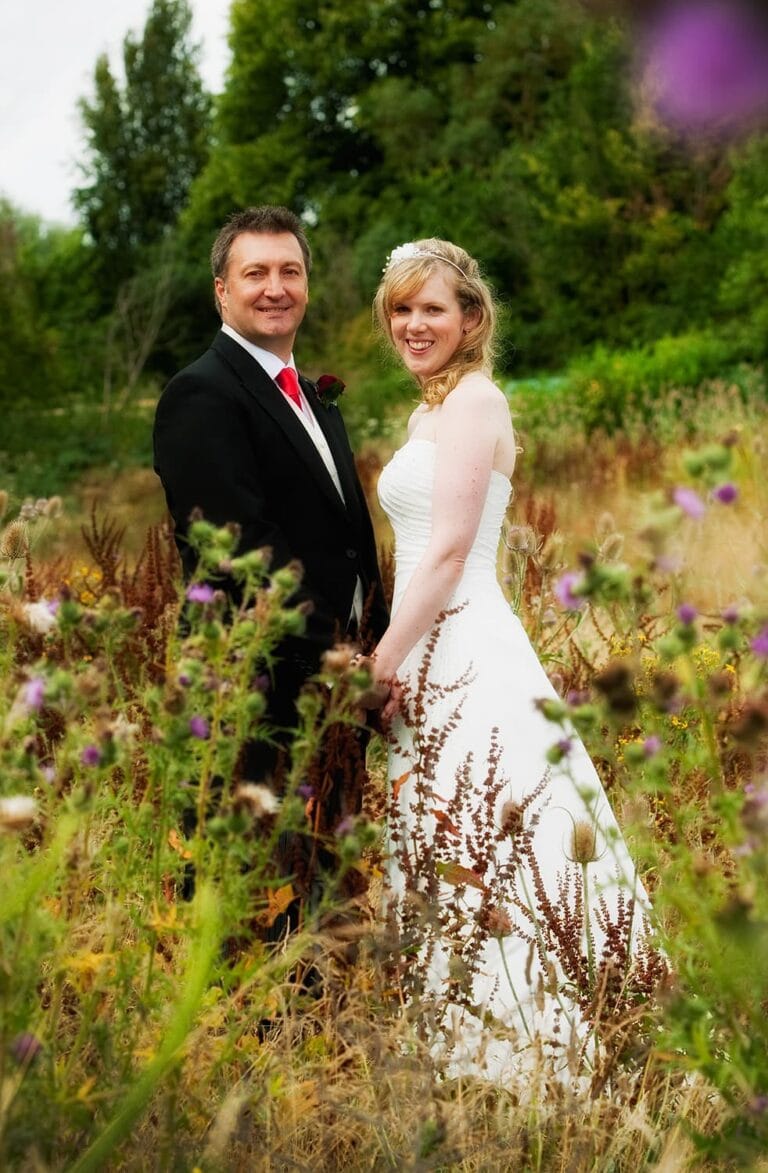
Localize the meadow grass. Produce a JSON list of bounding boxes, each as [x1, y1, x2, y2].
[[2, 384, 768, 1169]]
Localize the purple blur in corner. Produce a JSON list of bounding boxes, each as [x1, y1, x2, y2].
[[641, 1, 768, 138]]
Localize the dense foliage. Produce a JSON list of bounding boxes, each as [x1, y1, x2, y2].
[[3, 0, 768, 465]]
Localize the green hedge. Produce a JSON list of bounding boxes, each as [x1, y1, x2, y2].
[[507, 331, 754, 434], [0, 401, 155, 499]]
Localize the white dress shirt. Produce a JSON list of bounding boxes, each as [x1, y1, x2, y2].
[[221, 324, 363, 625]]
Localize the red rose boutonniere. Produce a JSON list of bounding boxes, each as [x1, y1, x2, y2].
[[315, 373, 346, 407]]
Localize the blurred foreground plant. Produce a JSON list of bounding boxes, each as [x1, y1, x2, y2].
[[508, 430, 768, 1163], [0, 511, 380, 1169], [3, 417, 768, 1165]]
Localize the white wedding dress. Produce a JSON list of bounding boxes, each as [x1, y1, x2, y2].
[[377, 438, 658, 1084]]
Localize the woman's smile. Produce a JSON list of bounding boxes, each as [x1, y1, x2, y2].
[[390, 271, 469, 380]]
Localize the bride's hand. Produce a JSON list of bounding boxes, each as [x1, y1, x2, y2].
[[352, 653, 402, 723], [371, 652, 403, 726], [380, 674, 403, 726], [351, 654, 391, 710]]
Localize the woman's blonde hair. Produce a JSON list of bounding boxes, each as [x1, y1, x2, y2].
[[373, 238, 497, 406]]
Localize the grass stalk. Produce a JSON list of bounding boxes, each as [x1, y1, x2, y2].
[[68, 881, 220, 1173]]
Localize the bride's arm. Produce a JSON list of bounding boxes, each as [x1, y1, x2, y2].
[[372, 377, 506, 685]]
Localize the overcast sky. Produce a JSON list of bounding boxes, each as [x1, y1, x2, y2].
[[0, 0, 232, 225]]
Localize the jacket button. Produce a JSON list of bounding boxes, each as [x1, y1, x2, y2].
[[345, 548, 357, 559]]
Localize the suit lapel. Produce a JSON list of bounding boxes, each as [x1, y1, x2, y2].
[[212, 332, 351, 516], [301, 378, 363, 526]]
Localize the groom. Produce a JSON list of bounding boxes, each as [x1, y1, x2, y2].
[[153, 205, 389, 920]]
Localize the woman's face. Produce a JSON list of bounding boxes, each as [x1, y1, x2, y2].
[[389, 270, 474, 381]]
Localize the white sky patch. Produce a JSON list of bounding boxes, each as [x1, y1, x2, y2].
[[0, 0, 231, 225]]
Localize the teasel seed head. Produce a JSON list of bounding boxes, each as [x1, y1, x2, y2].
[[596, 511, 616, 541], [569, 820, 599, 864], [480, 904, 513, 937], [538, 532, 565, 573], [0, 520, 29, 560], [500, 799, 524, 837], [599, 531, 625, 563], [505, 524, 537, 556]]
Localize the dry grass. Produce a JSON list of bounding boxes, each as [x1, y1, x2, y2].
[[36, 466, 168, 564], [5, 390, 768, 1170]]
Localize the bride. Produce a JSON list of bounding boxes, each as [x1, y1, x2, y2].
[[369, 239, 663, 1083]]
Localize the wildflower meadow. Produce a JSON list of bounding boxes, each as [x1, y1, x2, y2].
[[2, 379, 768, 1170], [8, 0, 768, 1165]]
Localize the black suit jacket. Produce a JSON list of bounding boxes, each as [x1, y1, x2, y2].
[[153, 330, 389, 667]]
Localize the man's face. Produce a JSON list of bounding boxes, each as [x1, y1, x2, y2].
[[215, 231, 309, 359]]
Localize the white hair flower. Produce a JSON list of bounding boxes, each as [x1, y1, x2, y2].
[[384, 242, 422, 270], [383, 242, 465, 276]]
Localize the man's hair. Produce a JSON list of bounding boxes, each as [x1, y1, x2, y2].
[[210, 205, 312, 281]]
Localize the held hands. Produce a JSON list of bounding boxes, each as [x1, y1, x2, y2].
[[380, 676, 403, 726], [352, 653, 402, 724]]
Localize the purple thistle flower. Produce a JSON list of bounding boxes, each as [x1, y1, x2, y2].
[[46, 598, 60, 616], [297, 782, 315, 799], [554, 571, 586, 611], [712, 482, 738, 504], [335, 816, 355, 837], [10, 1033, 42, 1066], [178, 673, 193, 687], [722, 604, 740, 625], [642, 1, 768, 138], [186, 583, 216, 604], [654, 552, 683, 574], [23, 676, 45, 712], [556, 737, 573, 756], [80, 744, 102, 767], [751, 626, 768, 658], [643, 735, 662, 758], [677, 603, 698, 625], [673, 486, 706, 519], [189, 715, 210, 740]]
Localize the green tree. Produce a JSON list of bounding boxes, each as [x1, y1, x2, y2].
[[716, 136, 768, 361], [0, 203, 51, 405], [181, 0, 768, 379], [74, 0, 211, 306]]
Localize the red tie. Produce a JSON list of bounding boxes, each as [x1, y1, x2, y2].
[[276, 366, 302, 410]]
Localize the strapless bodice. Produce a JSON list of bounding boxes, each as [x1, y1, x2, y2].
[[377, 438, 512, 608]]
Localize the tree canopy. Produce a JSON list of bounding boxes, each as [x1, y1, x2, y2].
[[5, 0, 768, 416], [180, 0, 759, 372], [74, 0, 211, 306]]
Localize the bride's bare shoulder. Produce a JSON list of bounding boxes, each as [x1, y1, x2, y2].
[[446, 372, 509, 414]]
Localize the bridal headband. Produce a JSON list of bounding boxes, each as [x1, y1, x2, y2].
[[383, 242, 466, 276]]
